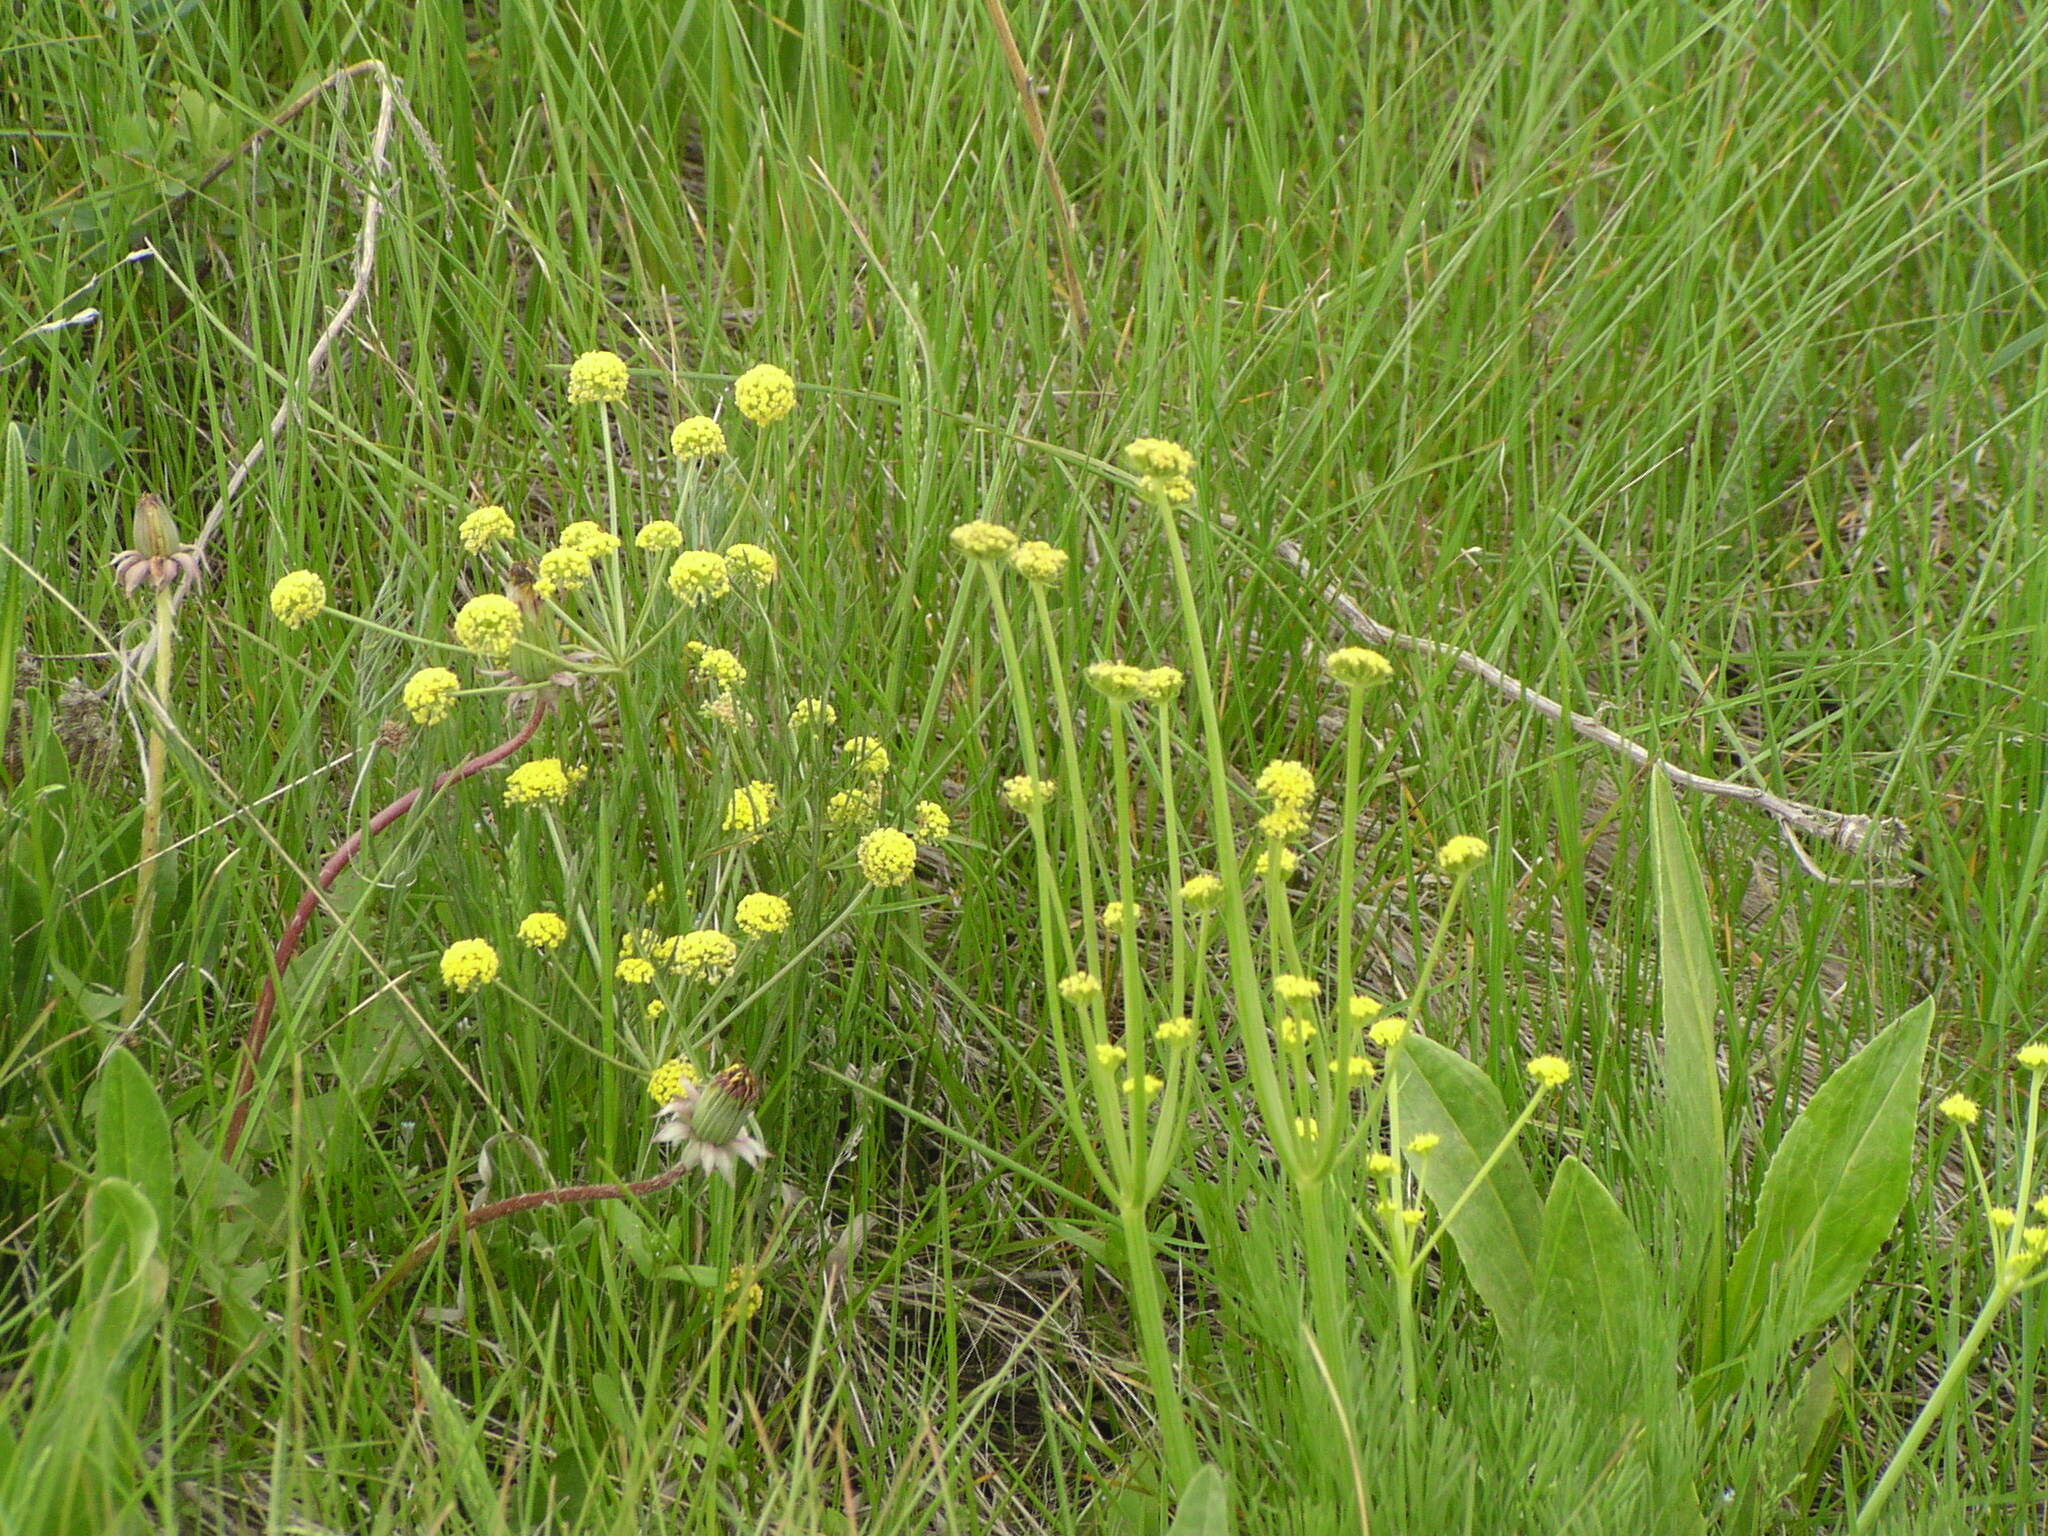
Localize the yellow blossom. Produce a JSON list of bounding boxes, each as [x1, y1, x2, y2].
[[1370, 1016, 1410, 1049], [459, 505, 516, 553], [670, 415, 727, 459], [1259, 805, 1311, 842], [636, 519, 684, 552], [535, 543, 594, 597], [1325, 646, 1394, 689], [645, 999, 665, 1021], [1294, 1116, 1320, 1141], [1002, 775, 1057, 813], [723, 543, 778, 589], [453, 593, 523, 658], [647, 1057, 701, 1103], [1009, 541, 1068, 584], [1407, 1133, 1440, 1156], [1345, 994, 1383, 1023], [402, 667, 461, 726], [567, 350, 629, 405], [726, 1269, 765, 1321], [1100, 901, 1143, 932], [2018, 1043, 2048, 1073], [1139, 666, 1185, 703], [721, 779, 778, 837], [912, 800, 952, 840], [1093, 1042, 1127, 1069], [735, 892, 792, 938], [697, 648, 747, 689], [671, 928, 739, 981], [1252, 846, 1299, 880], [826, 785, 881, 828], [841, 737, 890, 777], [1990, 1207, 2020, 1231], [1437, 836, 1490, 873], [1257, 760, 1316, 807], [1275, 974, 1321, 1005], [1124, 1073, 1164, 1099], [1180, 873, 1224, 911], [1526, 1054, 1571, 1090], [1938, 1093, 1980, 1125], [666, 550, 732, 605], [788, 697, 837, 730], [505, 757, 574, 806], [439, 938, 499, 993], [1121, 437, 1194, 479], [1277, 1016, 1318, 1046], [1083, 661, 1149, 706], [517, 912, 568, 952], [857, 827, 917, 887], [733, 363, 796, 425], [1366, 1153, 1397, 1177], [950, 520, 1018, 560], [1156, 1016, 1194, 1044], [268, 570, 326, 628], [616, 956, 656, 985], [1329, 1055, 1376, 1082], [1058, 971, 1102, 1004]]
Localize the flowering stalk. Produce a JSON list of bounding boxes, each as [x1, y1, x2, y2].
[[119, 585, 174, 1029], [222, 696, 549, 1163]]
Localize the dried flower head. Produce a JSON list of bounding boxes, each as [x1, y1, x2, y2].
[[652, 1062, 770, 1180], [733, 364, 797, 425], [568, 350, 629, 405], [112, 494, 201, 595], [670, 415, 727, 459]]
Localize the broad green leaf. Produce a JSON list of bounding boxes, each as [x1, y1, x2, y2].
[[95, 1047, 174, 1226], [1527, 1157, 1656, 1413], [1393, 1037, 1544, 1345], [1164, 1465, 1229, 1536], [1723, 999, 1933, 1354], [78, 1178, 165, 1366], [1651, 774, 1726, 1299]]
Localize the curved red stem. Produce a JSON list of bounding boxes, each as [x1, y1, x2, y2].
[[221, 696, 549, 1163]]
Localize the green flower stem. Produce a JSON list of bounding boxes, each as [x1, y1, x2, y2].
[[1411, 1086, 1553, 1269], [1334, 683, 1366, 998], [1028, 584, 1103, 980], [598, 402, 630, 653], [1390, 1208, 1423, 1446], [1295, 1173, 1352, 1383], [119, 587, 175, 1029], [1119, 1199, 1199, 1491], [1108, 705, 1152, 1184], [1853, 1281, 2015, 1533], [2007, 1073, 2044, 1268], [1405, 868, 1472, 1018], [1156, 706, 1190, 1017]]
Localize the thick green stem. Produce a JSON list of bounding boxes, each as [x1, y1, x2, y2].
[[1120, 1201, 1198, 1490], [120, 589, 174, 1029], [1334, 685, 1365, 997], [1296, 1175, 1350, 1370]]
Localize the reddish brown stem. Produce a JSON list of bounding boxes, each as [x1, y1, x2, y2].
[[363, 1163, 691, 1313], [221, 697, 549, 1163]]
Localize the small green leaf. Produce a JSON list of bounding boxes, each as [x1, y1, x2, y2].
[[95, 1047, 174, 1226], [1651, 775, 1726, 1302], [1164, 1464, 1229, 1536], [1527, 1157, 1656, 1414], [1723, 999, 1934, 1357], [1393, 1037, 1544, 1345]]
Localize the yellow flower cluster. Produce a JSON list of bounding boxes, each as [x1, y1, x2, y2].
[[1057, 971, 1102, 1004], [1345, 994, 1382, 1023], [826, 785, 881, 828], [841, 736, 890, 776], [1370, 1015, 1410, 1049], [671, 928, 739, 980], [1009, 541, 1068, 584], [670, 415, 726, 459], [950, 520, 1018, 561], [1125, 1074, 1164, 1099], [1275, 973, 1321, 1005], [1939, 1093, 1980, 1126], [646, 1056, 700, 1103], [697, 648, 747, 689], [722, 780, 778, 836], [439, 938, 499, 993], [857, 827, 918, 887], [733, 363, 796, 425], [269, 570, 326, 629], [568, 349, 629, 405], [1180, 873, 1223, 911], [1437, 835, 1490, 873], [617, 956, 657, 985], [1002, 775, 1057, 813], [1100, 901, 1143, 932], [505, 757, 575, 806], [517, 911, 568, 951], [460, 505, 516, 553], [1121, 437, 1195, 503], [666, 550, 731, 605], [1094, 1042, 1127, 1068], [1257, 759, 1317, 808], [402, 667, 461, 726], [1155, 1015, 1195, 1044], [1325, 646, 1393, 689], [724, 543, 777, 589], [535, 543, 593, 597], [1252, 845, 1299, 880], [789, 697, 837, 730], [453, 593, 523, 658], [735, 892, 792, 938], [636, 519, 684, 552], [1526, 1054, 1571, 1090], [559, 520, 622, 559], [1083, 661, 1150, 705], [912, 800, 952, 840]]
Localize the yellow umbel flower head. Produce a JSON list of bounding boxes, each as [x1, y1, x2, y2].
[[1121, 437, 1196, 502], [1124, 1074, 1164, 1099], [723, 543, 777, 590], [647, 1057, 701, 1104], [826, 785, 881, 828], [636, 519, 684, 552], [1345, 994, 1383, 1023], [1330, 1054, 1376, 1082], [616, 956, 656, 985], [453, 593, 523, 658], [670, 415, 727, 459], [1009, 541, 1069, 584], [1938, 1093, 1981, 1125], [1437, 835, 1490, 873], [733, 363, 796, 425], [1325, 646, 1394, 689], [1259, 805, 1311, 842], [735, 892, 792, 938], [439, 938, 499, 993], [1093, 1042, 1127, 1069], [1083, 661, 1149, 707], [517, 912, 568, 952], [721, 780, 778, 837], [2018, 1043, 2048, 1073], [1180, 873, 1224, 911], [1370, 1015, 1410, 1049], [1002, 775, 1057, 813], [950, 520, 1019, 561], [697, 648, 747, 689], [671, 928, 740, 981], [1257, 759, 1316, 808], [1057, 971, 1102, 1004], [505, 757, 574, 806], [567, 350, 629, 405], [558, 521, 621, 559], [912, 800, 952, 840], [535, 543, 594, 598], [666, 550, 731, 605], [402, 667, 461, 726], [1275, 973, 1321, 1006], [1252, 845, 1299, 880], [268, 570, 326, 629], [1139, 666, 1185, 703], [841, 736, 890, 777], [857, 827, 917, 887], [459, 505, 516, 553], [1155, 1015, 1195, 1044], [1525, 1054, 1571, 1091], [788, 697, 837, 730], [1100, 901, 1143, 933]]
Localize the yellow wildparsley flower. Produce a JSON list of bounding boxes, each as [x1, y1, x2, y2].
[[535, 543, 594, 597], [1401, 1208, 1425, 1228], [726, 1269, 765, 1321], [459, 505, 516, 553], [616, 956, 657, 986], [1277, 1016, 1318, 1046], [826, 785, 881, 828], [670, 415, 726, 459], [1437, 836, 1490, 873], [1345, 994, 1383, 1023], [567, 350, 629, 405], [1124, 1074, 1164, 1099], [1325, 646, 1394, 689], [697, 647, 747, 689], [635, 519, 684, 552], [402, 667, 461, 726], [1083, 661, 1149, 706], [647, 1056, 700, 1103], [1257, 760, 1316, 807], [1058, 971, 1102, 1004], [733, 363, 796, 425], [505, 758, 574, 806], [1275, 974, 1321, 1005], [1366, 1153, 1397, 1177], [1252, 846, 1299, 879], [1100, 901, 1143, 932], [735, 892, 792, 938], [1259, 805, 1311, 842], [1122, 437, 1194, 479], [2017, 1043, 2048, 1073], [723, 543, 777, 589], [1156, 1016, 1194, 1044], [558, 521, 621, 559], [950, 520, 1018, 560], [722, 780, 778, 837], [645, 999, 665, 1021], [268, 570, 326, 628], [701, 691, 752, 730], [1990, 1207, 2020, 1231], [1139, 666, 1185, 703], [1329, 1055, 1376, 1082], [666, 550, 731, 605], [517, 911, 568, 952], [788, 697, 837, 730], [439, 938, 499, 993], [453, 593, 523, 658], [1002, 775, 1057, 813], [1526, 1054, 1571, 1090], [1180, 873, 1223, 911], [857, 827, 917, 887], [841, 736, 890, 777], [1938, 1093, 1980, 1126], [1407, 1133, 1440, 1156], [912, 800, 951, 840], [1008, 541, 1068, 584], [1093, 1042, 1127, 1069], [1370, 1016, 1410, 1049], [671, 928, 739, 980]]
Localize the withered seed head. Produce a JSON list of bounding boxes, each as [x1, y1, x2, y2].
[[111, 494, 203, 597]]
